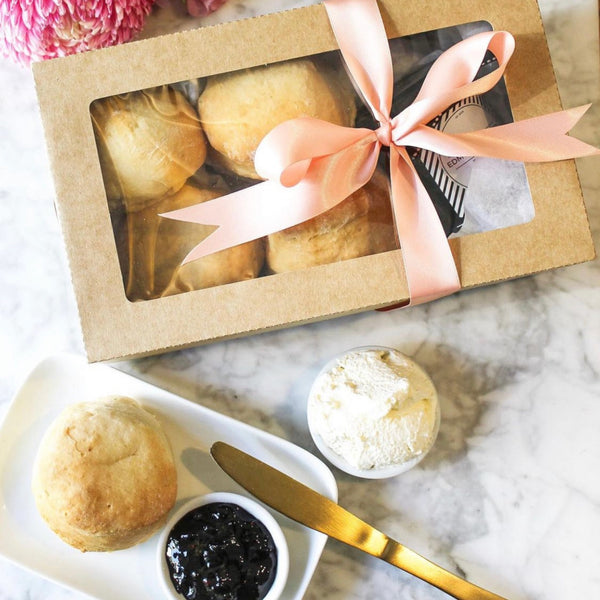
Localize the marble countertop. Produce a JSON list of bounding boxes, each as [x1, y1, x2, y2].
[[1, 0, 599, 598]]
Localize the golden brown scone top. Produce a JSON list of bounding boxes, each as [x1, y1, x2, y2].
[[266, 170, 398, 273], [32, 396, 177, 552], [198, 58, 357, 179], [91, 86, 207, 212]]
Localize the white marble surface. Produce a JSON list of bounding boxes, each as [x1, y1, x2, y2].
[[1, 0, 599, 598]]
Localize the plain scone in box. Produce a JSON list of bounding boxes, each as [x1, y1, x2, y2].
[[33, 0, 594, 362]]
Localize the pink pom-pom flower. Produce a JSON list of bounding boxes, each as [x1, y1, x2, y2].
[[185, 0, 227, 17], [0, 0, 156, 66]]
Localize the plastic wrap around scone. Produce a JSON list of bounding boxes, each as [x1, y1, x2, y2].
[[91, 86, 207, 212]]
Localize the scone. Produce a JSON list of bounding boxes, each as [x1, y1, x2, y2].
[[91, 85, 207, 212], [123, 184, 264, 300], [32, 396, 177, 552], [265, 170, 398, 273], [197, 58, 357, 179]]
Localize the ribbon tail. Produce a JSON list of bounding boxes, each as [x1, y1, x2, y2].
[[402, 105, 600, 162], [181, 223, 246, 265], [459, 104, 600, 161], [162, 181, 286, 264], [389, 147, 461, 305], [163, 138, 381, 264], [166, 179, 341, 264]]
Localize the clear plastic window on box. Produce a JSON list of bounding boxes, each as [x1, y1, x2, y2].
[[90, 20, 534, 303]]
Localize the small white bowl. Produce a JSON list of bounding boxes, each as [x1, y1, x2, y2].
[[307, 346, 440, 479], [157, 492, 289, 600]]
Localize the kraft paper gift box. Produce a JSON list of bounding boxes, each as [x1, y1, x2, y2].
[[33, 0, 595, 362]]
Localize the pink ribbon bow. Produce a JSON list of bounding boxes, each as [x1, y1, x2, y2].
[[165, 0, 599, 305]]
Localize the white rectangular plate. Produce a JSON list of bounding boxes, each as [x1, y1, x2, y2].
[[0, 354, 337, 600]]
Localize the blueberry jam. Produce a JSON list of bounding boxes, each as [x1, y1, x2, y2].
[[165, 502, 278, 600]]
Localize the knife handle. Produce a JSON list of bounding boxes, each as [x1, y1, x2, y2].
[[382, 539, 509, 600]]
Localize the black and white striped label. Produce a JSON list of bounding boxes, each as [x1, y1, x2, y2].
[[417, 96, 488, 231]]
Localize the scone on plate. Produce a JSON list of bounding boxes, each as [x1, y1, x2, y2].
[[32, 396, 177, 552], [197, 58, 357, 179], [121, 184, 265, 301], [91, 85, 207, 212], [265, 170, 398, 273]]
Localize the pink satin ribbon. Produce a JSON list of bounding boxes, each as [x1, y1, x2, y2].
[[164, 0, 599, 305]]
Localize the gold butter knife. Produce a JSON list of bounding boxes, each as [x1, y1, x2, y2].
[[210, 442, 509, 600]]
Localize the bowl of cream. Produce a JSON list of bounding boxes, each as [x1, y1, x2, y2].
[[307, 346, 440, 478]]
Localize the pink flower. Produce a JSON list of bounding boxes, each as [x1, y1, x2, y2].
[[0, 0, 156, 66], [185, 0, 227, 17]]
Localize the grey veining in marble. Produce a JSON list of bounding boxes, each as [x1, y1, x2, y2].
[[1, 0, 599, 599]]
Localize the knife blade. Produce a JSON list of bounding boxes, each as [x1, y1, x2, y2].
[[210, 442, 509, 600]]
